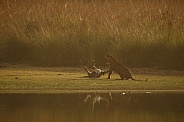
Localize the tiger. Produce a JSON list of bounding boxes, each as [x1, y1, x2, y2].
[[84, 60, 109, 78], [105, 55, 147, 81]]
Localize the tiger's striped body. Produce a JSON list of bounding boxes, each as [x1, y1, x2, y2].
[[105, 55, 135, 80]]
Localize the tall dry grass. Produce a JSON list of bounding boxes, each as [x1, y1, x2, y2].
[[0, 0, 184, 69]]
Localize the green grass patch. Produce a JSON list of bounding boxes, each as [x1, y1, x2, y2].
[[0, 67, 184, 93]]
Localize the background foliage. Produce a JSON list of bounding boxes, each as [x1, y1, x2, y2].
[[0, 0, 184, 70]]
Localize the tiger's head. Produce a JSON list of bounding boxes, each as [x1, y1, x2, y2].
[[105, 55, 113, 63], [105, 54, 116, 63]]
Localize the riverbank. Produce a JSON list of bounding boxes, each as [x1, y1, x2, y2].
[[0, 66, 184, 94]]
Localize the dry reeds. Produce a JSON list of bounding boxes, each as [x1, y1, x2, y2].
[[0, 0, 184, 69]]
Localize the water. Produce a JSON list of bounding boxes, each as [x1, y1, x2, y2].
[[0, 92, 184, 122]]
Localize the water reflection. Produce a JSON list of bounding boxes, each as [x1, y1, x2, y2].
[[0, 92, 184, 122], [84, 93, 112, 109]]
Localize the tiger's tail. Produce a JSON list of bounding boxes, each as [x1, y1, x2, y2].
[[131, 76, 148, 81]]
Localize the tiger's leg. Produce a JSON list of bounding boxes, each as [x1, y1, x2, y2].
[[84, 67, 92, 77], [107, 70, 112, 79], [92, 60, 97, 70], [115, 74, 125, 80], [93, 66, 98, 70], [119, 71, 126, 80]]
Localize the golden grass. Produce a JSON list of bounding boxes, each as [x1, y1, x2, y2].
[[0, 0, 184, 69]]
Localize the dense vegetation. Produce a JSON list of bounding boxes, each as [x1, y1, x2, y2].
[[0, 0, 184, 70]]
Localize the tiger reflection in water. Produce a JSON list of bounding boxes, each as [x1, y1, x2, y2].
[[84, 93, 112, 109], [84, 93, 132, 110], [84, 60, 109, 78]]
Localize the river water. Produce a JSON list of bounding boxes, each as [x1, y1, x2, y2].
[[0, 92, 184, 122]]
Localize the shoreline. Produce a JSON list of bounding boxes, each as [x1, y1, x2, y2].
[[1, 89, 184, 94]]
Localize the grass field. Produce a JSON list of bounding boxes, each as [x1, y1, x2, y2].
[[0, 67, 184, 93]]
